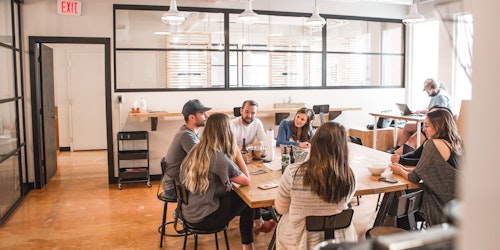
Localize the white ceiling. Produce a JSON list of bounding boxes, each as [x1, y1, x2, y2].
[[324, 0, 413, 5], [208, 0, 414, 5]]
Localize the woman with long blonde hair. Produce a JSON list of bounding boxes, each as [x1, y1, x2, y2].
[[275, 122, 357, 249], [179, 113, 255, 250]]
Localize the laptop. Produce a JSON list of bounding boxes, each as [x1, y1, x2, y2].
[[396, 103, 414, 116]]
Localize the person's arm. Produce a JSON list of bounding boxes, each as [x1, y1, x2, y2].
[[226, 151, 250, 186], [233, 147, 250, 178], [231, 172, 250, 186], [275, 120, 299, 146], [398, 145, 424, 166], [389, 162, 412, 180]]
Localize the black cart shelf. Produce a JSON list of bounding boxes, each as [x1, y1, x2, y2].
[[117, 131, 151, 189]]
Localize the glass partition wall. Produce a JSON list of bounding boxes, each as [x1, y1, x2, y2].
[[114, 5, 404, 91], [0, 0, 26, 226]]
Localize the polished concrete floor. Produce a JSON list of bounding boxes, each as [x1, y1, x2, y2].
[[0, 150, 379, 249]]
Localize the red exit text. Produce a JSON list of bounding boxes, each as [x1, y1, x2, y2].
[[57, 0, 81, 16]]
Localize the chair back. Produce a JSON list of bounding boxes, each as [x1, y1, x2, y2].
[[349, 136, 363, 145], [233, 107, 241, 117], [394, 190, 423, 218], [174, 180, 189, 206], [275, 112, 290, 125], [306, 208, 354, 240], [160, 157, 167, 175]]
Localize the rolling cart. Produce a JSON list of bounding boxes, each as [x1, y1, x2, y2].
[[117, 131, 151, 189]]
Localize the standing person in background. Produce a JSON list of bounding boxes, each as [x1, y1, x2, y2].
[[390, 108, 463, 226], [180, 113, 256, 250], [392, 79, 453, 155], [275, 122, 357, 249], [231, 100, 267, 147], [231, 100, 276, 234], [276, 107, 315, 148], [160, 99, 211, 199]]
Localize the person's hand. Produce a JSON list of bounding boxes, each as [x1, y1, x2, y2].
[[389, 163, 403, 175], [299, 142, 310, 148], [390, 154, 400, 163]]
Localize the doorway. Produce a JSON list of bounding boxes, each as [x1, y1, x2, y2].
[[29, 37, 114, 188]]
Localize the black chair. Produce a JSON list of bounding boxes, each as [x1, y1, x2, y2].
[[157, 157, 184, 247], [274, 112, 290, 125], [233, 107, 241, 117], [366, 190, 424, 239], [313, 104, 330, 124], [174, 181, 230, 250], [348, 136, 363, 206], [305, 208, 354, 240]]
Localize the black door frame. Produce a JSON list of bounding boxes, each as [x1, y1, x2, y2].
[[28, 36, 114, 187]]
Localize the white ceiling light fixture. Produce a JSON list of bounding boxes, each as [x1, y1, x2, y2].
[[161, 0, 185, 24], [305, 0, 326, 28], [402, 1, 425, 24], [238, 0, 259, 22]]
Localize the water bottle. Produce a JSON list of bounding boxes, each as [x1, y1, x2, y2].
[[139, 97, 147, 113]]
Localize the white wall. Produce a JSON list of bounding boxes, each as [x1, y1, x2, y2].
[[22, 0, 410, 176], [461, 0, 500, 249]]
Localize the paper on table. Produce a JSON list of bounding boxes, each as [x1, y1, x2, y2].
[[263, 158, 282, 171]]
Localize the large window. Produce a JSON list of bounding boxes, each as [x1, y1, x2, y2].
[[114, 5, 404, 91], [0, 0, 26, 226]]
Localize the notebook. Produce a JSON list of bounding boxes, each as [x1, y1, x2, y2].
[[396, 103, 414, 116]]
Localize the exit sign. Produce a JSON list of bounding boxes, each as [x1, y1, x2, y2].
[[57, 0, 81, 16]]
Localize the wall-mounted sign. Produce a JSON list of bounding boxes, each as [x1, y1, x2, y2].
[[57, 0, 81, 16]]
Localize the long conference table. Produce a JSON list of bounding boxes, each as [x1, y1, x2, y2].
[[130, 107, 361, 131], [232, 142, 421, 249]]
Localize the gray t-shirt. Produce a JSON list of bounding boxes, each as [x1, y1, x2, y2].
[[179, 152, 242, 223], [161, 125, 199, 191]]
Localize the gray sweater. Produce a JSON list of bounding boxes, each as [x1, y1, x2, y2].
[[408, 139, 460, 226]]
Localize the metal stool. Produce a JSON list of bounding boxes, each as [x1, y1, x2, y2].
[[158, 157, 184, 247]]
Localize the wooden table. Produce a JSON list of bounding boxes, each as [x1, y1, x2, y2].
[[130, 107, 361, 131], [369, 112, 425, 150], [233, 143, 421, 249], [233, 143, 420, 208]]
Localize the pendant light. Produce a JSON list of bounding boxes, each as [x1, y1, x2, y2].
[[402, 1, 425, 25], [238, 0, 259, 22], [161, 0, 185, 24], [305, 0, 326, 28]]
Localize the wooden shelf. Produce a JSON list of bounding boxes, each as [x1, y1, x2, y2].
[[129, 107, 362, 131]]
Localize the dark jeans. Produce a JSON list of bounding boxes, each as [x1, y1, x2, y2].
[[188, 190, 254, 245]]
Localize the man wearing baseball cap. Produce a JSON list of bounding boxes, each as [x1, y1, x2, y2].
[[160, 99, 211, 198], [392, 78, 452, 155]]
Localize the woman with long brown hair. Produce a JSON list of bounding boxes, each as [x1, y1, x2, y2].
[[276, 107, 315, 148], [275, 122, 357, 249], [390, 108, 463, 226]]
